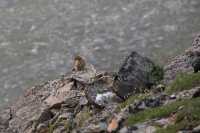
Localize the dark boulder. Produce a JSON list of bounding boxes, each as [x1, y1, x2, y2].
[[113, 51, 163, 99]]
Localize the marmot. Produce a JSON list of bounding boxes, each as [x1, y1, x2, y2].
[[186, 49, 200, 73], [72, 55, 86, 72]]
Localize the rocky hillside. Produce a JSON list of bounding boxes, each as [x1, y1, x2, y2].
[[1, 36, 200, 133]]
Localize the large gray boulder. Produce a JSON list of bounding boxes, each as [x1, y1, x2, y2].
[[113, 51, 163, 99]]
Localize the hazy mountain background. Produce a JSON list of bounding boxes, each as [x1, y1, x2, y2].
[[0, 0, 200, 107]]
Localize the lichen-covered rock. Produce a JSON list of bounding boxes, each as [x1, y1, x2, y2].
[[44, 81, 74, 109], [113, 51, 163, 99]]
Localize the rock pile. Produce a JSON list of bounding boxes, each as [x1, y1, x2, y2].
[[0, 51, 163, 133], [1, 41, 200, 133]]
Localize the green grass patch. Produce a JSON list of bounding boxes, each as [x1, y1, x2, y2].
[[126, 97, 200, 127], [155, 98, 200, 133], [166, 72, 200, 94]]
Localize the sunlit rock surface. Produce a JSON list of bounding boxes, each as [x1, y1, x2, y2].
[[0, 0, 200, 107]]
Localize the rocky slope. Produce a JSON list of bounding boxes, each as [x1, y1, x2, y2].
[[164, 34, 200, 84], [1, 36, 200, 133]]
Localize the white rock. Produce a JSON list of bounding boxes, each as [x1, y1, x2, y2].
[[95, 92, 115, 106]]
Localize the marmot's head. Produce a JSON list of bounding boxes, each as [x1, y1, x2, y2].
[[74, 55, 84, 61], [72, 55, 86, 71]]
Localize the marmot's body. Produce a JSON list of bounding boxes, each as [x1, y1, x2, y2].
[[186, 49, 200, 73], [191, 56, 200, 73], [72, 55, 86, 72], [186, 34, 200, 73]]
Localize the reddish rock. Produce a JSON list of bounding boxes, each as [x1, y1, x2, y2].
[[107, 118, 119, 133]]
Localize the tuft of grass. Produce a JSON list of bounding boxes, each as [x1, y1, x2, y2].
[[166, 72, 200, 94], [48, 123, 54, 133], [126, 97, 200, 127]]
